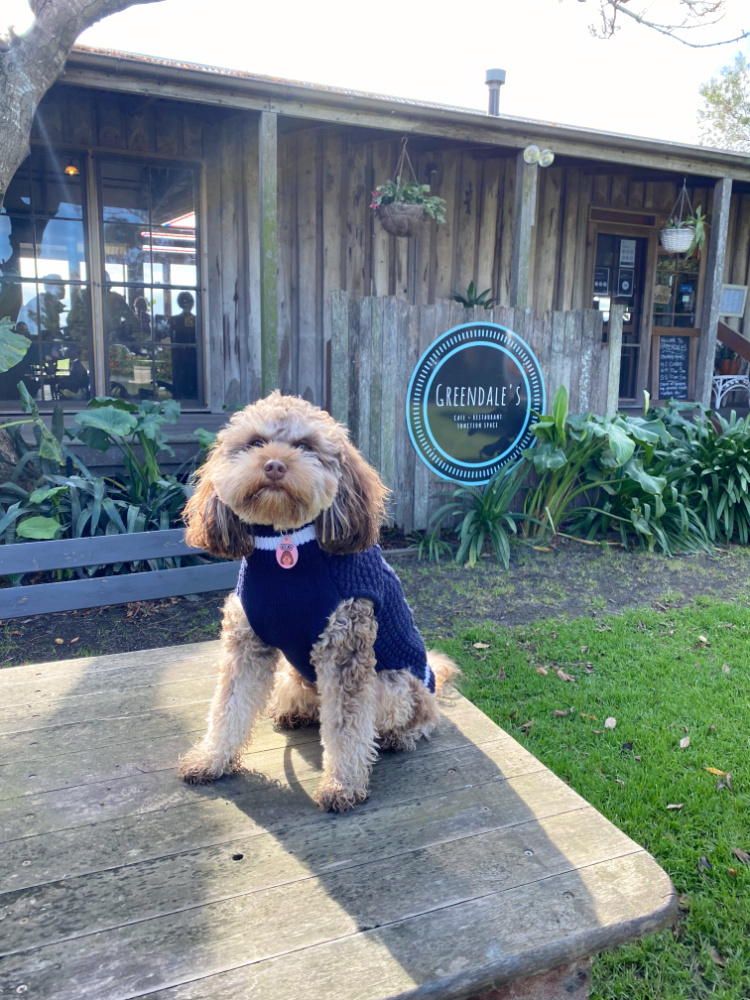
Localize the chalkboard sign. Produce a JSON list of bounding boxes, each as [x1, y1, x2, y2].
[[658, 336, 690, 400]]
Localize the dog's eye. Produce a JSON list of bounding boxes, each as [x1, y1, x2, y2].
[[248, 439, 265, 449], [296, 441, 310, 452]]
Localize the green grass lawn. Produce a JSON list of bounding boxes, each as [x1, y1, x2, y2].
[[437, 597, 750, 1000]]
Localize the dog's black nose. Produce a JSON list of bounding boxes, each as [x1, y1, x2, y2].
[[264, 459, 287, 482]]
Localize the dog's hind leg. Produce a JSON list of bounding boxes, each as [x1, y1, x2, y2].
[[268, 658, 320, 729], [178, 592, 279, 783], [311, 598, 378, 812]]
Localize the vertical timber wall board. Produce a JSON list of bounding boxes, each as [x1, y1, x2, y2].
[[331, 294, 609, 529], [277, 132, 297, 394], [296, 129, 320, 402]]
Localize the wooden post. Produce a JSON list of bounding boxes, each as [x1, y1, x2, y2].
[[259, 111, 279, 395], [329, 290, 349, 424], [606, 305, 624, 416], [509, 151, 538, 309], [696, 176, 733, 407]]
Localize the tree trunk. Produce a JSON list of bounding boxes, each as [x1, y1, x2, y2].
[[0, 0, 163, 212]]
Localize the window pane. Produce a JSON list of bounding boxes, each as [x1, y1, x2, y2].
[[103, 220, 150, 276], [37, 219, 87, 282], [0, 215, 37, 281], [100, 161, 150, 224], [30, 149, 84, 220], [162, 288, 200, 403], [0, 281, 92, 407]]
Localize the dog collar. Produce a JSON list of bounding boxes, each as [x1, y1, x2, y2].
[[253, 524, 317, 551]]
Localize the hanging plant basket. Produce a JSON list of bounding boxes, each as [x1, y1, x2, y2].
[[370, 137, 446, 239], [659, 226, 695, 253], [377, 202, 427, 238]]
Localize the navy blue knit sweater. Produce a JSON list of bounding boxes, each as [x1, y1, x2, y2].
[[236, 524, 434, 691]]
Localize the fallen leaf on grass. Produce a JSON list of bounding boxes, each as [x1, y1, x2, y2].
[[634, 755, 642, 761], [592, 729, 604, 734], [472, 642, 490, 649], [621, 742, 633, 752], [704, 767, 727, 776], [614, 778, 625, 787], [536, 667, 548, 676], [557, 669, 575, 682], [532, 545, 551, 552], [497, 668, 506, 680], [70, 637, 79, 643], [596, 624, 613, 632], [54, 638, 64, 645], [580, 645, 589, 653], [722, 663, 731, 674], [666, 803, 684, 810], [709, 947, 726, 968], [726, 773, 733, 792], [584, 663, 595, 673], [698, 856, 712, 874], [682, 726, 689, 733], [732, 848, 750, 865], [728, 868, 738, 876], [552, 709, 570, 717], [709, 724, 717, 731], [680, 736, 690, 748], [580, 713, 597, 720], [519, 719, 535, 731], [697, 635, 709, 645], [604, 717, 617, 729]]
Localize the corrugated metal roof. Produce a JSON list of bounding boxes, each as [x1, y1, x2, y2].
[[67, 45, 750, 172]]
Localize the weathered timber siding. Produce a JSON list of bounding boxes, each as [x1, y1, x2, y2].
[[331, 294, 615, 531]]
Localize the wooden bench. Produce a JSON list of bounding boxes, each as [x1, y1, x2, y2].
[[0, 528, 240, 619], [0, 643, 676, 1000]]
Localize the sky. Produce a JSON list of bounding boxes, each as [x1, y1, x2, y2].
[[5, 0, 750, 146]]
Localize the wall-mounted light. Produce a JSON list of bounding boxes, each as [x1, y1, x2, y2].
[[64, 161, 80, 176], [522, 145, 554, 167]]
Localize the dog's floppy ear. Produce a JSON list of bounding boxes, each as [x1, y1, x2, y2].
[[183, 469, 254, 560], [315, 438, 388, 554]]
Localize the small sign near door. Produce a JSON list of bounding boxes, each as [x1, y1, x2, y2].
[[619, 239, 636, 267], [594, 267, 610, 295], [617, 268, 635, 297]]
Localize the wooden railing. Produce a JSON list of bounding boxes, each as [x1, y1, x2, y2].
[[717, 321, 750, 364], [0, 529, 240, 619]]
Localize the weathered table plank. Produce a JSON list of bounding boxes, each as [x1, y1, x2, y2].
[[0, 644, 676, 1000]]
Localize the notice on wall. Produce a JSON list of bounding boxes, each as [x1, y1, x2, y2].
[[594, 267, 610, 295], [658, 336, 690, 400], [619, 239, 636, 266]]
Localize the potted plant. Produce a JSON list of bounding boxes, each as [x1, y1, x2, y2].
[[371, 179, 447, 237], [659, 205, 707, 256]]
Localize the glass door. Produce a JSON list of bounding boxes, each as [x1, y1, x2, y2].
[[591, 233, 648, 402]]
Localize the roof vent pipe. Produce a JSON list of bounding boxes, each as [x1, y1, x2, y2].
[[485, 69, 506, 116]]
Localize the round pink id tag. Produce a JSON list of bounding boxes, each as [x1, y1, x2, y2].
[[276, 536, 298, 569]]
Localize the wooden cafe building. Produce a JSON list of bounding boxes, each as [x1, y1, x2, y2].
[[1, 47, 750, 523]]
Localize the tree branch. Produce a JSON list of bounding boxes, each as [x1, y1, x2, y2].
[[590, 0, 750, 48]]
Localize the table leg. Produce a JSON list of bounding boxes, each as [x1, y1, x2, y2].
[[469, 958, 591, 1000]]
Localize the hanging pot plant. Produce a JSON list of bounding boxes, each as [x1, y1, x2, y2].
[[659, 180, 707, 256], [371, 138, 447, 238]]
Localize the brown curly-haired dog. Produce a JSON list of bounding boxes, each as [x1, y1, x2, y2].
[[177, 391, 457, 812]]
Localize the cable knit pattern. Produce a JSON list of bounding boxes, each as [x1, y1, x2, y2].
[[236, 524, 434, 692]]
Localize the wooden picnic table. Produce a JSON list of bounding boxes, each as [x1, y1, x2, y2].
[[0, 643, 676, 1000]]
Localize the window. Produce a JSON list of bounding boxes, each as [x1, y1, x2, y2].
[[653, 253, 699, 329], [0, 151, 203, 408]]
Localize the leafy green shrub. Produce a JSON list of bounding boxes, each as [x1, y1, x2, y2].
[[369, 180, 447, 223], [660, 408, 750, 544], [522, 385, 669, 538], [0, 394, 209, 566], [430, 463, 528, 568]]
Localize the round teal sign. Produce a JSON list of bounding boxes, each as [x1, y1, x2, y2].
[[406, 322, 545, 484]]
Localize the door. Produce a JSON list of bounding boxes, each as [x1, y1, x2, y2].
[[591, 234, 649, 403]]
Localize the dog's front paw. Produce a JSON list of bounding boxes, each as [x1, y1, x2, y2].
[[315, 778, 369, 813], [177, 744, 237, 784]]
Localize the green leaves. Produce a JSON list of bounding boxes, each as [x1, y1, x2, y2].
[[16, 516, 62, 540], [76, 405, 139, 438], [0, 316, 32, 373], [370, 179, 447, 224]]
